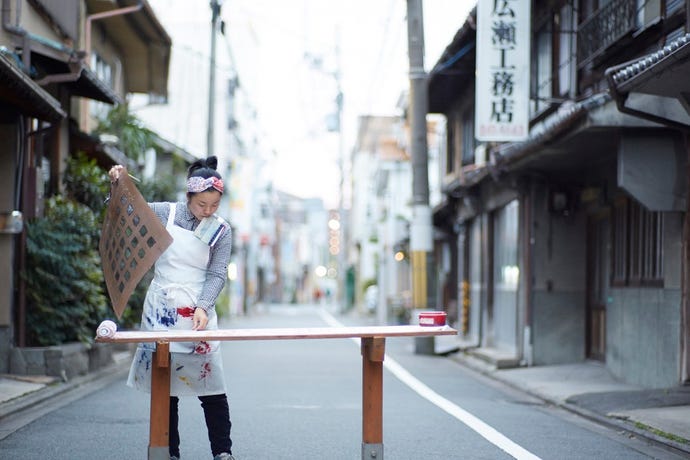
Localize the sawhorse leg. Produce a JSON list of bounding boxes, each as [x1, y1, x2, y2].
[[149, 341, 170, 460], [361, 337, 385, 459]]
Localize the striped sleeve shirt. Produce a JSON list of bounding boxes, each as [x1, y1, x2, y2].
[[149, 201, 232, 313]]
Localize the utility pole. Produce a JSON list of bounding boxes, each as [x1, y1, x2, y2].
[[207, 0, 222, 157], [406, 0, 436, 353]]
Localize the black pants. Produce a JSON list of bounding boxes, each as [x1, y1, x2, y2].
[[169, 393, 232, 457]]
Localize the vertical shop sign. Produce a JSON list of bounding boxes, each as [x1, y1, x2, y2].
[[475, 0, 530, 142]]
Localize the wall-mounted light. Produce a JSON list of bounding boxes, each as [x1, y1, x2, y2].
[[550, 191, 568, 212], [549, 190, 573, 215], [0, 211, 23, 234]]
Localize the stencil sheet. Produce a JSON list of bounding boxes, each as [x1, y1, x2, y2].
[[99, 171, 172, 318]]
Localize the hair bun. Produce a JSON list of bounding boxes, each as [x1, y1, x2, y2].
[[187, 156, 222, 179], [205, 156, 218, 170]]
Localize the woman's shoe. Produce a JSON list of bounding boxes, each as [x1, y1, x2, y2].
[[213, 454, 234, 460]]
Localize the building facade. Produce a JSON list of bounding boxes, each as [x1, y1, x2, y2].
[[0, 0, 170, 372], [349, 112, 446, 324], [429, 1, 690, 388]]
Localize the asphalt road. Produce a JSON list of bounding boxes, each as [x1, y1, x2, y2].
[[0, 303, 685, 459]]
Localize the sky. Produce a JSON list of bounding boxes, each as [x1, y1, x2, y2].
[[135, 0, 475, 209]]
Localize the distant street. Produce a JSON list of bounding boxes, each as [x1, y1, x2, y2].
[[0, 303, 686, 459]]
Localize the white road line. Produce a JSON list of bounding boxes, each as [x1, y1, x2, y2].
[[318, 309, 542, 460]]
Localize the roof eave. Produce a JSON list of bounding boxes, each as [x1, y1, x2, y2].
[[427, 7, 477, 114], [0, 51, 65, 121], [606, 32, 690, 130], [86, 0, 171, 98]]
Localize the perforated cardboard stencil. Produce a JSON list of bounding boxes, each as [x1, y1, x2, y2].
[[99, 170, 173, 319]]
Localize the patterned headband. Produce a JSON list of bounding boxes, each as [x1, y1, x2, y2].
[[187, 176, 224, 194]]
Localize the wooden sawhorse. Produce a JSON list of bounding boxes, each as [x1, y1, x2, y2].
[[97, 324, 457, 460]]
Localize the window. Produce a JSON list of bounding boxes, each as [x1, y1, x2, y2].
[[557, 4, 574, 97], [445, 117, 458, 174], [437, 123, 449, 178], [445, 112, 460, 174], [611, 196, 664, 287], [666, 0, 684, 15], [577, 0, 637, 66], [461, 109, 475, 166], [90, 52, 114, 120], [532, 20, 552, 115], [531, 3, 576, 113], [665, 27, 685, 45], [493, 200, 520, 292]]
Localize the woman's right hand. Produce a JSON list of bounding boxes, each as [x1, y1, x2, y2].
[[109, 165, 124, 182]]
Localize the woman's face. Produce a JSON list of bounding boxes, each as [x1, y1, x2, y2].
[[188, 190, 221, 220]]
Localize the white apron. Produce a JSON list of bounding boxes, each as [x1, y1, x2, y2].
[[127, 204, 226, 396]]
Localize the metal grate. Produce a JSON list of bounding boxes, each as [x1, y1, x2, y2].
[[577, 0, 637, 66]]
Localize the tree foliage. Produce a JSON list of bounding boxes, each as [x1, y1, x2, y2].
[[93, 104, 155, 164], [63, 151, 110, 217], [23, 196, 108, 346], [24, 105, 186, 343]]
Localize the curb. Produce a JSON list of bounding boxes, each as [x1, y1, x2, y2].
[[447, 352, 690, 457], [559, 399, 690, 456], [0, 355, 130, 427]]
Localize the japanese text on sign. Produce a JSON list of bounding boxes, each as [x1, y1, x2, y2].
[[475, 0, 530, 142]]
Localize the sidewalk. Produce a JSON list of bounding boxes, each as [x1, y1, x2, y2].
[[0, 350, 131, 440], [450, 351, 690, 456]]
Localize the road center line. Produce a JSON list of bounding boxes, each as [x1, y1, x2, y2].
[[318, 309, 542, 460]]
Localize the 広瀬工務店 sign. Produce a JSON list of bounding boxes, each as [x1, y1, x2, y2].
[[475, 0, 531, 142]]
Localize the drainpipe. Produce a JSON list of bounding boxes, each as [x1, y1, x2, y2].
[[35, 71, 80, 86], [84, 2, 143, 62], [81, 2, 142, 129], [604, 66, 690, 132], [2, 0, 22, 35]]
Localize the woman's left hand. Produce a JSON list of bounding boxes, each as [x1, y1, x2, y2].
[[192, 307, 209, 330], [109, 165, 124, 182]]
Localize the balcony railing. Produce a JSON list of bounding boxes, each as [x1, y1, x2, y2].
[[578, 0, 637, 66]]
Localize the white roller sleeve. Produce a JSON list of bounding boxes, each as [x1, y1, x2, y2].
[[96, 320, 117, 338]]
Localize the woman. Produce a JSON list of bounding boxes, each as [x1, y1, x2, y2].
[[109, 157, 234, 460]]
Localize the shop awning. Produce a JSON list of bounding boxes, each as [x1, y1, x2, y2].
[[85, 0, 171, 99], [0, 51, 65, 121], [70, 124, 136, 171], [32, 54, 120, 104], [427, 7, 477, 114], [606, 33, 690, 129], [151, 134, 198, 164], [432, 198, 456, 227]]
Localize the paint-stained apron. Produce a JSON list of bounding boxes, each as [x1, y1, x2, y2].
[[127, 204, 226, 396]]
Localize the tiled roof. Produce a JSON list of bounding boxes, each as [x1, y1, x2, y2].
[[493, 92, 611, 165], [608, 33, 690, 87]]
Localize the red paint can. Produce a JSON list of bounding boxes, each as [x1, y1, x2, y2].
[[418, 311, 447, 326]]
